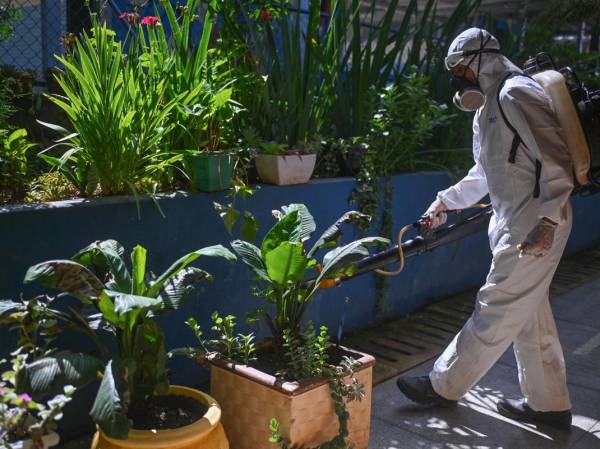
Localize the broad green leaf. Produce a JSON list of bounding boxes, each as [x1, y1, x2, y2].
[[73, 240, 132, 293], [103, 290, 162, 315], [281, 204, 316, 242], [261, 210, 302, 257], [214, 202, 240, 235], [24, 260, 104, 301], [147, 245, 236, 297], [130, 246, 147, 296], [6, 128, 28, 144], [265, 242, 307, 285], [212, 87, 232, 109], [90, 360, 131, 439], [16, 351, 103, 399], [159, 267, 211, 311], [131, 320, 168, 397], [98, 291, 126, 328], [240, 212, 260, 243], [231, 240, 269, 281]]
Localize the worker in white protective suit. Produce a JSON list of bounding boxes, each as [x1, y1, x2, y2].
[[396, 28, 574, 429]]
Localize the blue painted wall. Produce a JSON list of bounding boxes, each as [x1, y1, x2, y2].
[[1, 171, 600, 437]]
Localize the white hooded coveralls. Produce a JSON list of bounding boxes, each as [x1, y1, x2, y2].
[[430, 28, 574, 412]]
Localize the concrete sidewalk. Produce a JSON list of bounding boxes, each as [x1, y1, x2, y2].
[[368, 278, 600, 449]]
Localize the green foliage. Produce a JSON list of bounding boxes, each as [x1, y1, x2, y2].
[[0, 77, 15, 128], [39, 22, 180, 197], [207, 313, 256, 364], [227, 1, 340, 146], [213, 181, 259, 241], [0, 0, 19, 44], [0, 295, 73, 362], [0, 128, 35, 203], [354, 73, 451, 221], [0, 354, 75, 448], [136, 0, 242, 156], [281, 322, 329, 381], [17, 240, 235, 439], [25, 172, 78, 203], [232, 204, 387, 348], [171, 313, 256, 366]]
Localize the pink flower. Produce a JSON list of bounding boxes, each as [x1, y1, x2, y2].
[[119, 12, 139, 25], [20, 393, 32, 402], [140, 16, 160, 26], [259, 10, 274, 22]]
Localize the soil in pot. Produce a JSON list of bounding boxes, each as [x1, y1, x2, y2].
[[248, 344, 357, 382], [128, 394, 208, 430]]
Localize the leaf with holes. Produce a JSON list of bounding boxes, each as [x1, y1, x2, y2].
[[231, 240, 269, 281], [24, 260, 104, 302]]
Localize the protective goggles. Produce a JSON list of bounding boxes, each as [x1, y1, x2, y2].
[[444, 47, 501, 70]]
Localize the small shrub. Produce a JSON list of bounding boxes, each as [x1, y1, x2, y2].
[[0, 128, 35, 203], [25, 171, 78, 203]]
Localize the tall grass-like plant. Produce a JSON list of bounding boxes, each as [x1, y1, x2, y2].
[[38, 22, 181, 197], [329, 0, 480, 140], [136, 0, 243, 153], [230, 0, 344, 146]]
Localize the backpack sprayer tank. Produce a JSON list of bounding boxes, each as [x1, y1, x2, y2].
[[524, 52, 600, 192]]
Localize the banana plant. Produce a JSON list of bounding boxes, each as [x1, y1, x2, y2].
[[16, 240, 236, 439], [231, 204, 388, 349]]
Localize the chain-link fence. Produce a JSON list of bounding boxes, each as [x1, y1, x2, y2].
[[0, 0, 97, 82]]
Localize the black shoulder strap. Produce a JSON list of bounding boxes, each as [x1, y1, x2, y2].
[[496, 72, 542, 198], [496, 72, 530, 163]]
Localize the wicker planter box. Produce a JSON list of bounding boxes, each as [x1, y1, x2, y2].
[[210, 346, 375, 449]]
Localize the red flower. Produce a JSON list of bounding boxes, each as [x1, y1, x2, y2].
[[259, 10, 274, 22], [119, 12, 139, 25], [140, 16, 160, 26]]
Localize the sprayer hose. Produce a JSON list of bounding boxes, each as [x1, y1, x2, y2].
[[375, 224, 412, 276], [374, 203, 489, 277]]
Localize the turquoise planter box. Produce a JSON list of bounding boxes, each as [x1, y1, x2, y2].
[[187, 153, 234, 192]]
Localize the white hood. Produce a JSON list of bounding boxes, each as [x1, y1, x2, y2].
[[447, 27, 522, 94]]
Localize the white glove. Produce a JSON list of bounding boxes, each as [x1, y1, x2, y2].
[[518, 217, 557, 258], [424, 197, 448, 229]]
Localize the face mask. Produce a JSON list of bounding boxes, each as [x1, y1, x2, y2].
[[450, 75, 485, 112]]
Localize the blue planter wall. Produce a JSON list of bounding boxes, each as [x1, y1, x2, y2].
[[1, 171, 600, 437]]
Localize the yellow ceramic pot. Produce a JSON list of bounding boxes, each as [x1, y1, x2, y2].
[[91, 386, 228, 449]]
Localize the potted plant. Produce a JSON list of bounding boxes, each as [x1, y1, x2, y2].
[[134, 0, 242, 192], [179, 204, 387, 449], [178, 81, 243, 192], [11, 240, 235, 448], [253, 140, 318, 186], [0, 353, 74, 449]]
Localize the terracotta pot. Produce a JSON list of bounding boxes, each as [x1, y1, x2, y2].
[[91, 386, 228, 449], [255, 153, 316, 185], [210, 346, 374, 449], [11, 431, 59, 449]]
